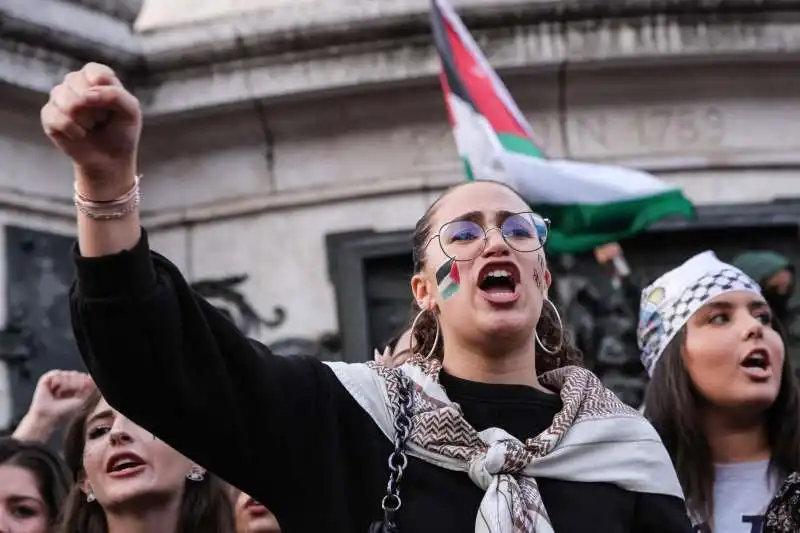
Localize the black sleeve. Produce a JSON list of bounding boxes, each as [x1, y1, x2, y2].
[[70, 230, 384, 528], [632, 493, 692, 533]]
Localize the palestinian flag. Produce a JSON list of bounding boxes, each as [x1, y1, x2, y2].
[[436, 258, 460, 300], [430, 0, 696, 254]]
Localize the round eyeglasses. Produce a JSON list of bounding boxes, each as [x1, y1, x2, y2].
[[427, 212, 550, 263]]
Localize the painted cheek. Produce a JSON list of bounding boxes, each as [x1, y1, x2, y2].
[[532, 269, 543, 291], [533, 254, 546, 291], [436, 258, 461, 300]]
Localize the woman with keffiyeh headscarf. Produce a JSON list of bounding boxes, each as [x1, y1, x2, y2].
[[44, 62, 690, 533], [640, 252, 800, 533]]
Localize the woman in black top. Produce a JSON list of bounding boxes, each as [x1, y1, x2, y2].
[[41, 62, 692, 533]]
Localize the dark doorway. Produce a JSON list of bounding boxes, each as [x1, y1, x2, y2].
[[1, 226, 83, 446]]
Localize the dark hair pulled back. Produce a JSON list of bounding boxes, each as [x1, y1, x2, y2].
[[407, 182, 583, 373]]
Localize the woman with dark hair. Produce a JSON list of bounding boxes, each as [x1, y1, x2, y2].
[[58, 390, 236, 533], [640, 251, 800, 533], [42, 62, 690, 533], [0, 437, 70, 532]]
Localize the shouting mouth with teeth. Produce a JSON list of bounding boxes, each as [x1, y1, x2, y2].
[[476, 261, 522, 305], [106, 452, 147, 477], [739, 348, 773, 380]]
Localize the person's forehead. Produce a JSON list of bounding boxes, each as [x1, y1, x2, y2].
[[0, 464, 41, 499], [432, 182, 528, 226], [89, 396, 111, 417]]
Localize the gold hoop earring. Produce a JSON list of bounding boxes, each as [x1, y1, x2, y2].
[[535, 298, 564, 355], [409, 306, 440, 361]]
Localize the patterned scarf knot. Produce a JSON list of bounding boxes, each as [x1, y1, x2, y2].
[[323, 357, 685, 533], [468, 436, 527, 489]]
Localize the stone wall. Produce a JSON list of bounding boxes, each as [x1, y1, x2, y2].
[[126, 61, 800, 343], [0, 0, 798, 380], [1, 66, 800, 346]]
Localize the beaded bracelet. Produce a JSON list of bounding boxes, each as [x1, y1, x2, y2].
[[73, 175, 142, 220]]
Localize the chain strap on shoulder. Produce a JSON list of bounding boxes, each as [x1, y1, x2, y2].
[[373, 371, 413, 532]]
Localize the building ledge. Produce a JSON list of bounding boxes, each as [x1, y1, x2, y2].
[[65, 0, 143, 23], [1, 0, 799, 121]]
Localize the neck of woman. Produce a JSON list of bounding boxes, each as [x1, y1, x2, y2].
[[441, 334, 546, 390], [703, 409, 771, 464], [106, 497, 182, 533]]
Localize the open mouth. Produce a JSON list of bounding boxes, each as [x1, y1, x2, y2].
[[106, 453, 145, 474], [245, 498, 270, 517], [740, 349, 771, 374], [245, 498, 262, 509], [478, 264, 520, 295]]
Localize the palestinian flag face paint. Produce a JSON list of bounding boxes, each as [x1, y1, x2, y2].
[[436, 258, 461, 300]]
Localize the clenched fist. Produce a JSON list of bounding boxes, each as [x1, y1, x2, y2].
[[13, 370, 96, 442], [41, 62, 141, 199], [29, 370, 95, 422]]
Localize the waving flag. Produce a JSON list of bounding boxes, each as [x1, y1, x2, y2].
[[430, 0, 695, 253]]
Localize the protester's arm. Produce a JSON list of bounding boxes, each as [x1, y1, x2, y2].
[[71, 230, 381, 521], [619, 275, 643, 316], [631, 493, 692, 533], [43, 62, 382, 525], [12, 370, 94, 443]]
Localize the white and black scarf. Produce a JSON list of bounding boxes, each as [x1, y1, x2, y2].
[[325, 356, 684, 533]]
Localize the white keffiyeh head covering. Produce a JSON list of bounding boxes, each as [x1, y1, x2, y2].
[[637, 250, 762, 377], [325, 354, 683, 533]]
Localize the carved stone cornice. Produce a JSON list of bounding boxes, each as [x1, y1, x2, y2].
[[138, 0, 800, 69], [1, 0, 141, 64], [137, 12, 800, 119], [62, 0, 143, 23], [2, 0, 799, 121]]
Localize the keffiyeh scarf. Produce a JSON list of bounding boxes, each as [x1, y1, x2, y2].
[[325, 356, 683, 533], [765, 472, 800, 533]]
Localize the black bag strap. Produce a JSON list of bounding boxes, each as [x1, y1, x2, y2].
[[369, 371, 413, 533]]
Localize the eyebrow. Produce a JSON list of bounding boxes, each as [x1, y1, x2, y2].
[[85, 408, 114, 427], [448, 210, 518, 225], [9, 495, 43, 505], [704, 300, 769, 312]]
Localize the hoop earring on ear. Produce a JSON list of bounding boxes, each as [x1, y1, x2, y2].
[[409, 305, 441, 361], [535, 298, 564, 355]]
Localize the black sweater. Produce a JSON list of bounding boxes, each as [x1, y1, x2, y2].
[[70, 231, 691, 533]]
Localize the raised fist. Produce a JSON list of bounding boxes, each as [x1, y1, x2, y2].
[[594, 242, 623, 265], [27, 370, 95, 424], [41, 62, 142, 194]]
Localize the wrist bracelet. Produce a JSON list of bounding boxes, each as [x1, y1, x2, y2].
[[74, 175, 141, 220]]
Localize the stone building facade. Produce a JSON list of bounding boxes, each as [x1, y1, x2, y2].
[[0, 0, 799, 426]]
